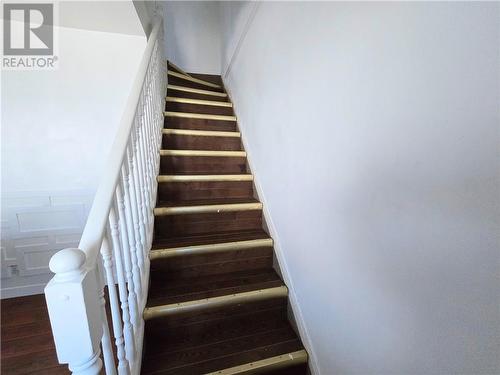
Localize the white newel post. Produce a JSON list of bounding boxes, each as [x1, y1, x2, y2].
[[45, 248, 103, 375]]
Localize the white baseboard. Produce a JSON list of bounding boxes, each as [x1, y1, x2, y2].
[[1, 282, 47, 299], [224, 86, 321, 375]]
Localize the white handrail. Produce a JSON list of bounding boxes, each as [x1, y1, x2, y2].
[[45, 17, 167, 375], [79, 20, 162, 266]]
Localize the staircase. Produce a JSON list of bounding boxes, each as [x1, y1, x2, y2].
[[140, 63, 309, 374]]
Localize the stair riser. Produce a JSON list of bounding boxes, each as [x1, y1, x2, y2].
[[157, 181, 253, 204], [167, 89, 229, 102], [162, 134, 242, 151], [154, 256, 272, 280], [151, 246, 272, 270], [188, 72, 224, 86], [165, 117, 237, 132], [267, 364, 310, 375], [160, 155, 247, 174], [168, 75, 225, 93], [165, 101, 234, 116], [154, 211, 262, 239]]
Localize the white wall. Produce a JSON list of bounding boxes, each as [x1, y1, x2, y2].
[[1, 4, 146, 297], [59, 1, 145, 36], [220, 2, 500, 374], [163, 1, 221, 74]]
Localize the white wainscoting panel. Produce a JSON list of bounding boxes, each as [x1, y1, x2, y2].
[[1, 190, 94, 298]]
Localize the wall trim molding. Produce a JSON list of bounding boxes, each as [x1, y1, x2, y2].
[[222, 2, 261, 78], [1, 189, 94, 299], [1, 282, 47, 299], [224, 86, 321, 375]]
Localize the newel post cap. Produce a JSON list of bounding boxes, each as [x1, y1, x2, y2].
[[49, 248, 86, 281]]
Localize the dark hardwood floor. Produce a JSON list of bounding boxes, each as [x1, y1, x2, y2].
[[1, 294, 68, 374]]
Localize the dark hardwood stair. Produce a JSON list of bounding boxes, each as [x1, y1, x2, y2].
[[165, 97, 235, 116], [142, 63, 308, 374]]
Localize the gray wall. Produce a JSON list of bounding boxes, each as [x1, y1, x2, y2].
[[163, 1, 221, 74], [220, 2, 500, 374]]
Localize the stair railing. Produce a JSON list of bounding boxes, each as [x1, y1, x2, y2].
[[44, 18, 167, 375]]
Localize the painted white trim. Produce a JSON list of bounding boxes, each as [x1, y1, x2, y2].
[[1, 282, 47, 299], [225, 85, 321, 375], [222, 2, 261, 78], [1, 189, 94, 299]]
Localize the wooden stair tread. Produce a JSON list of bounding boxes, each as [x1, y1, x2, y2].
[[148, 269, 284, 306], [152, 229, 270, 249], [144, 306, 289, 356], [142, 328, 302, 375]]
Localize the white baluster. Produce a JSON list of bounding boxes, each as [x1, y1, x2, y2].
[[115, 181, 139, 328], [146, 89, 155, 194], [96, 260, 117, 375], [121, 164, 142, 302], [139, 106, 155, 243], [134, 97, 149, 227], [45, 249, 103, 375], [154, 43, 163, 151], [126, 142, 145, 274], [153, 71, 162, 180], [140, 92, 153, 212], [100, 235, 130, 375], [150, 63, 161, 212], [144, 72, 155, 185], [108, 204, 136, 364], [130, 127, 149, 299], [134, 114, 150, 234]]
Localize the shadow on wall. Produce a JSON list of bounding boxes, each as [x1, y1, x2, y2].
[[164, 1, 222, 74]]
